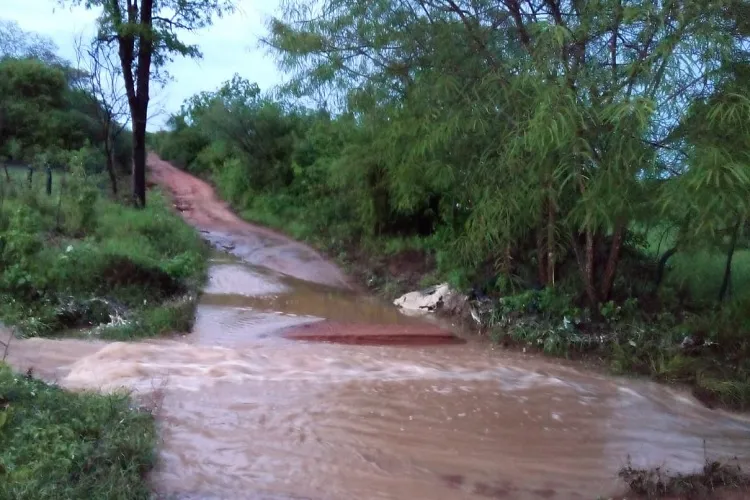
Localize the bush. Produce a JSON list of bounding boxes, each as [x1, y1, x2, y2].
[[619, 458, 750, 499], [0, 171, 208, 338], [213, 157, 253, 206]]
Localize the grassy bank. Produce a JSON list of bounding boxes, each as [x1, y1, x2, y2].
[[0, 363, 156, 500], [619, 458, 750, 499], [0, 161, 208, 340], [0, 161, 204, 497], [491, 288, 750, 410]]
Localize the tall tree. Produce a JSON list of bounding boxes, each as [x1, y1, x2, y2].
[[65, 0, 234, 206], [265, 0, 750, 306]]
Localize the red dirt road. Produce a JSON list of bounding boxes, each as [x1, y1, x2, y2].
[[146, 153, 460, 345], [147, 153, 351, 289]]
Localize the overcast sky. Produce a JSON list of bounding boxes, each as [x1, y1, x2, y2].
[[3, 0, 283, 128]]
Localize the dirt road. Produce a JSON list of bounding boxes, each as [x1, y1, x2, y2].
[[148, 153, 351, 289]]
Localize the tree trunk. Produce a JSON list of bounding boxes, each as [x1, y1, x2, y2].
[[655, 247, 677, 289], [536, 223, 548, 286], [131, 0, 154, 208], [55, 173, 65, 231], [547, 193, 556, 286], [584, 229, 599, 306], [105, 135, 118, 196], [504, 243, 513, 279], [719, 219, 742, 302], [600, 220, 625, 301], [114, 0, 153, 208], [132, 116, 146, 206]]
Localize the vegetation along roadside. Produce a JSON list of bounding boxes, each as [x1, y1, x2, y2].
[[151, 0, 750, 412], [0, 5, 222, 496]]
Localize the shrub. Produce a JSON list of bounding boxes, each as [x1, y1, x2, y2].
[[0, 172, 208, 338]]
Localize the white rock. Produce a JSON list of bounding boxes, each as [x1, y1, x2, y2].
[[393, 283, 466, 314]]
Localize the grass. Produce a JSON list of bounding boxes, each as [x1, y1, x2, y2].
[[0, 363, 156, 500], [0, 163, 209, 339], [97, 294, 199, 341], [644, 224, 750, 303], [492, 287, 750, 410], [619, 458, 750, 499], [0, 162, 196, 498], [670, 250, 750, 303]]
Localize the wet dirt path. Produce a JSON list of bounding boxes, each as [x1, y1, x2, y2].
[[5, 155, 750, 500]]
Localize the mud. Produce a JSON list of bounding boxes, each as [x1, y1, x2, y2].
[[4, 155, 750, 500]]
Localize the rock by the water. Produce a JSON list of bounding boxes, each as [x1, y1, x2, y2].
[[393, 283, 467, 315]]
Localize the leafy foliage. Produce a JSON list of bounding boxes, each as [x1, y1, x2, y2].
[[64, 0, 235, 206], [151, 0, 750, 407], [258, 0, 750, 306], [0, 162, 208, 339], [0, 29, 132, 174]]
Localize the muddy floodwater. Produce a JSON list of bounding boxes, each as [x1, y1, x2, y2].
[[6, 156, 750, 500]]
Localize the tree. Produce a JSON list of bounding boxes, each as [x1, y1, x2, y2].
[[660, 61, 750, 301], [65, 0, 234, 207], [0, 19, 60, 64], [181, 75, 300, 190], [74, 36, 129, 195], [265, 0, 750, 306], [0, 58, 68, 158]]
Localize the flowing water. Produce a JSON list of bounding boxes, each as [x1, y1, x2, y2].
[[5, 157, 750, 500]]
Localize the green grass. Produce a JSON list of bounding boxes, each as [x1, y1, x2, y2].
[[0, 363, 156, 499], [644, 224, 750, 303], [0, 168, 209, 339], [498, 314, 750, 410], [489, 282, 750, 410], [97, 295, 199, 341], [670, 250, 750, 303]]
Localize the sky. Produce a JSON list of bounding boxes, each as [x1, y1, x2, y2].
[[2, 0, 284, 128]]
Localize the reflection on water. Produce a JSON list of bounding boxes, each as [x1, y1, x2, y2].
[[6, 250, 750, 500]]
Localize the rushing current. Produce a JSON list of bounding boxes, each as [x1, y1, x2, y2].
[[5, 155, 750, 500]]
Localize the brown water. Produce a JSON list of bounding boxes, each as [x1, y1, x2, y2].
[[5, 156, 750, 500]]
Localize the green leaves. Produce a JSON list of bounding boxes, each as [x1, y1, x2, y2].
[[148, 0, 744, 303]]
